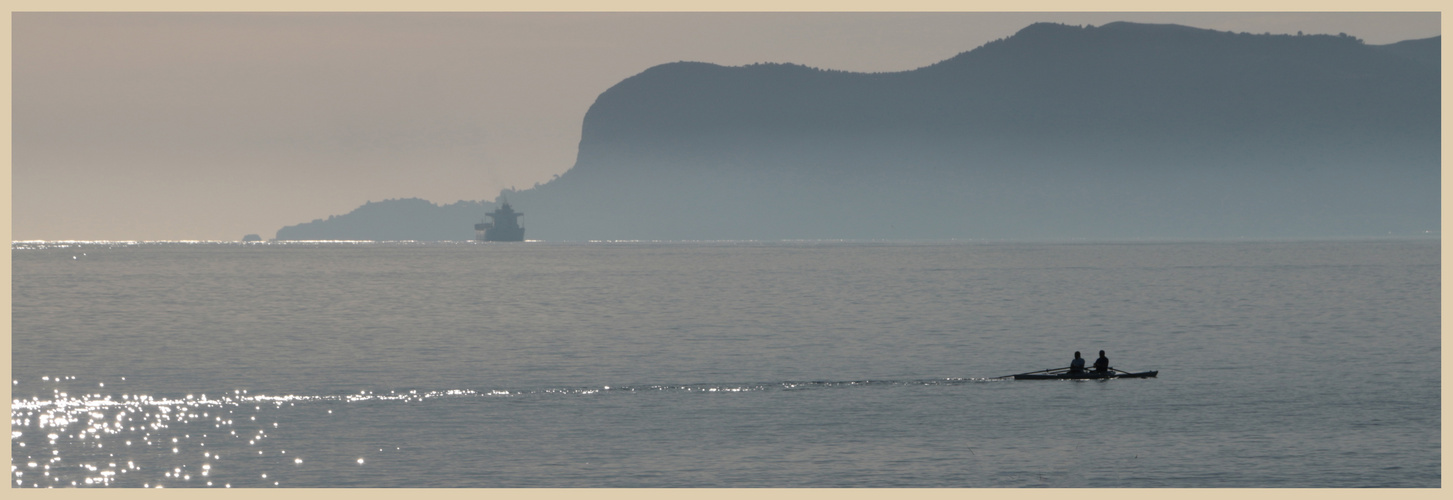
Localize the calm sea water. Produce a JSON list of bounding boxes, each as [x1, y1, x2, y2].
[[10, 239, 1440, 487]]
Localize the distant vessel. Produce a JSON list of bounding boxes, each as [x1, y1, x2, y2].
[[475, 202, 525, 242], [1002, 367, 1158, 380], [1012, 370, 1158, 380]]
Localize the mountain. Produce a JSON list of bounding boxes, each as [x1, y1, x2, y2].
[[281, 22, 1439, 241], [274, 198, 496, 241], [1371, 35, 1440, 69]]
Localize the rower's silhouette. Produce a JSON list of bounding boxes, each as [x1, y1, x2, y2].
[[1069, 351, 1086, 374]]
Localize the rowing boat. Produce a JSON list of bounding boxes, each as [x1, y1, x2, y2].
[[1012, 370, 1158, 380]]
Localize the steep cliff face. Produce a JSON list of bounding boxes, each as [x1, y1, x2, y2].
[[500, 22, 1436, 241]]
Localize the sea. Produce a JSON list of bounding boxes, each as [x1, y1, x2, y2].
[[9, 238, 1441, 488]]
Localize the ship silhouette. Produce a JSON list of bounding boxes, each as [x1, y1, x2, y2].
[[475, 201, 525, 242]]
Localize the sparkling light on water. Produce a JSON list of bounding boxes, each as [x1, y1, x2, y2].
[[8, 375, 439, 488], [11, 374, 995, 487]]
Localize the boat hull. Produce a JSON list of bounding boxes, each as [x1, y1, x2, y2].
[[1014, 370, 1158, 380]]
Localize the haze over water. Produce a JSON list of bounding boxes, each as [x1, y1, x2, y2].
[[10, 239, 1439, 487]]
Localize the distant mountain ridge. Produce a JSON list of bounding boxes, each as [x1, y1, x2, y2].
[[279, 22, 1439, 241], [275, 198, 496, 241], [1371, 35, 1440, 68]]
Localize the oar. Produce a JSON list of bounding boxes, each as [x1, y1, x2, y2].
[[993, 367, 1070, 379]]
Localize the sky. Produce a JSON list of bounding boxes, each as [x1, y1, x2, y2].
[[9, 10, 1442, 241]]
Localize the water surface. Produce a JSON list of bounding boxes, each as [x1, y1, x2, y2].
[[11, 239, 1440, 487]]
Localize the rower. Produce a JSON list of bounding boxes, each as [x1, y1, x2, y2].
[[1069, 351, 1086, 374], [1093, 350, 1110, 373]]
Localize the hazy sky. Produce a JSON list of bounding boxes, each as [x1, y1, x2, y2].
[[10, 11, 1441, 241]]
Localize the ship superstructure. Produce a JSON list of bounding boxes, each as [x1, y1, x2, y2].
[[475, 202, 525, 242]]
